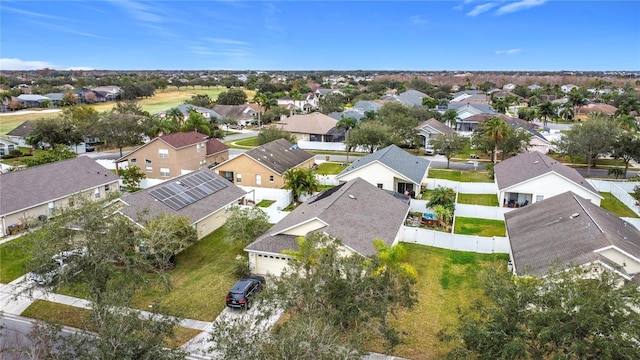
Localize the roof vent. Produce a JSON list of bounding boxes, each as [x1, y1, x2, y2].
[[348, 194, 356, 200], [570, 213, 580, 219], [534, 160, 539, 164]]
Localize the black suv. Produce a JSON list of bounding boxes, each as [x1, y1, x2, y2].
[[226, 275, 265, 309]]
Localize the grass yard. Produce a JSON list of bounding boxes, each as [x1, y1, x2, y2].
[[454, 217, 506, 237], [428, 169, 493, 182], [457, 193, 499, 206], [420, 189, 434, 200], [0, 111, 60, 136], [256, 199, 276, 207], [600, 192, 640, 218], [375, 245, 508, 359], [231, 136, 259, 148], [131, 226, 245, 321], [316, 162, 347, 175], [21, 300, 201, 348], [0, 236, 35, 283]]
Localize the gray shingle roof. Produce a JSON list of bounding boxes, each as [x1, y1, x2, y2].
[[337, 145, 430, 185], [175, 104, 222, 119], [494, 151, 598, 195], [398, 90, 429, 107], [6, 120, 36, 137], [245, 178, 410, 256], [505, 191, 640, 277], [244, 138, 315, 176], [0, 157, 120, 216], [276, 112, 338, 135], [117, 170, 246, 224], [417, 118, 455, 135]]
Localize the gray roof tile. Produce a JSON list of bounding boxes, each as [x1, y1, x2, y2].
[[244, 139, 315, 176], [245, 178, 410, 256], [337, 145, 430, 185]]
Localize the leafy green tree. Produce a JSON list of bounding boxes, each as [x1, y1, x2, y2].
[[555, 113, 620, 175], [378, 102, 420, 147], [114, 100, 151, 117], [148, 114, 180, 137], [224, 206, 271, 246], [429, 133, 467, 168], [422, 96, 438, 109], [536, 100, 557, 128], [22, 144, 77, 167], [559, 101, 574, 121], [181, 109, 211, 135], [257, 126, 297, 145], [608, 166, 625, 179], [481, 117, 511, 163], [142, 213, 198, 266], [498, 127, 533, 160], [184, 94, 213, 108], [427, 185, 456, 213], [336, 116, 358, 141], [283, 167, 319, 204], [216, 88, 247, 105], [345, 121, 393, 153], [610, 132, 640, 178], [431, 204, 453, 232], [491, 97, 508, 114], [96, 112, 151, 157], [440, 265, 640, 360], [441, 109, 458, 127], [119, 165, 146, 190], [567, 88, 588, 119], [28, 117, 84, 148], [517, 107, 536, 122], [318, 92, 347, 114]]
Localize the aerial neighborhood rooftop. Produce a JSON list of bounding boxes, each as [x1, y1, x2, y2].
[[1, 69, 640, 359]]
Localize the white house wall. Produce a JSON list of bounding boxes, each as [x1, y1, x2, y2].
[[501, 173, 601, 206], [338, 162, 407, 192]]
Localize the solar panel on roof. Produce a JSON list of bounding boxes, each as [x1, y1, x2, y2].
[[148, 171, 229, 210]]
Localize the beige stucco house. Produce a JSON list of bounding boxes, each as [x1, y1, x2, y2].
[[212, 138, 315, 188], [115, 131, 229, 179], [116, 170, 247, 239], [275, 112, 343, 142], [0, 156, 120, 237]]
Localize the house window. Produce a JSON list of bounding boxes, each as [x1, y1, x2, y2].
[[146, 166, 153, 173], [236, 173, 242, 183], [160, 168, 170, 177], [256, 175, 262, 185], [105, 184, 110, 192], [68, 197, 75, 207], [199, 159, 206, 168], [377, 183, 383, 189], [535, 195, 544, 202], [269, 175, 274, 183], [145, 159, 152, 164], [94, 188, 100, 199], [197, 142, 205, 153], [159, 149, 169, 158], [130, 158, 137, 164], [48, 202, 55, 215], [0, 148, 4, 156]]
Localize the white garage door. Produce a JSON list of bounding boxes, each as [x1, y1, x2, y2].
[[255, 254, 290, 276]]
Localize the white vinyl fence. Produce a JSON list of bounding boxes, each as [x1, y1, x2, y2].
[[455, 204, 514, 220], [588, 179, 640, 217], [239, 186, 292, 223], [400, 226, 510, 254]]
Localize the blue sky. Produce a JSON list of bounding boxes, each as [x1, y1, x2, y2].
[[1, 1, 639, 71]]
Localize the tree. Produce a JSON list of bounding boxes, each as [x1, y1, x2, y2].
[[96, 111, 151, 157], [22, 144, 76, 167], [141, 213, 198, 266], [429, 133, 467, 169], [498, 127, 533, 160], [427, 185, 456, 213], [559, 101, 574, 121], [378, 102, 419, 147], [148, 114, 180, 137], [181, 109, 211, 135], [28, 116, 84, 148], [610, 132, 640, 178], [431, 204, 453, 232], [422, 96, 438, 109], [224, 206, 271, 246], [345, 121, 393, 153], [536, 100, 557, 129], [336, 116, 358, 141], [318, 92, 347, 114], [114, 100, 150, 117], [256, 126, 297, 145], [567, 88, 588, 119], [441, 109, 458, 127], [283, 167, 319, 204], [481, 117, 511, 163], [440, 265, 640, 360], [184, 94, 213, 108], [119, 164, 146, 190], [608, 166, 625, 179], [216, 88, 247, 105], [555, 114, 620, 175]]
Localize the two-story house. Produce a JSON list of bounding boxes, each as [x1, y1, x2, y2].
[[115, 131, 229, 179]]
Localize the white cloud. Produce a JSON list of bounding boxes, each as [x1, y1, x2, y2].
[[207, 38, 249, 45], [466, 2, 497, 17], [2, 6, 66, 20], [107, 0, 165, 23], [189, 46, 249, 58], [496, 0, 547, 15], [410, 15, 428, 24], [65, 66, 95, 71], [0, 58, 56, 70], [495, 48, 522, 55], [26, 20, 109, 39]]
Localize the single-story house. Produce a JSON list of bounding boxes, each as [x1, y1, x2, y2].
[[0, 136, 20, 157], [505, 191, 640, 282], [116, 170, 247, 239], [575, 103, 618, 121], [5, 120, 37, 147], [416, 118, 455, 149], [336, 144, 430, 197], [212, 138, 315, 188], [0, 156, 120, 236], [494, 151, 602, 208], [157, 104, 222, 123], [16, 94, 50, 108], [245, 177, 411, 275], [276, 112, 344, 142], [213, 104, 259, 126]]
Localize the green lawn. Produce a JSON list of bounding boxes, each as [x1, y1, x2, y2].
[[0, 235, 34, 283], [256, 199, 276, 207], [231, 137, 259, 147], [316, 162, 347, 175], [376, 245, 508, 360], [454, 217, 506, 237], [21, 300, 201, 348], [428, 169, 493, 182], [457, 193, 499, 206], [600, 192, 640, 218]]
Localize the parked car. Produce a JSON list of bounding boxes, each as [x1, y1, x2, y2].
[[27, 248, 86, 286], [225, 274, 265, 309], [85, 144, 95, 152], [424, 144, 435, 156]]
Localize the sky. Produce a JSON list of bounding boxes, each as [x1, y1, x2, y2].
[[1, 0, 639, 71]]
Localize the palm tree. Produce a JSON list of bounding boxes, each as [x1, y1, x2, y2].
[[431, 204, 453, 232], [166, 107, 185, 126], [491, 97, 508, 114], [148, 114, 179, 137], [253, 92, 267, 127], [336, 116, 358, 162], [289, 89, 303, 113], [567, 89, 587, 120], [482, 117, 511, 163], [181, 110, 211, 135], [283, 167, 319, 204], [536, 101, 557, 129], [441, 109, 458, 127], [559, 101, 574, 122]]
